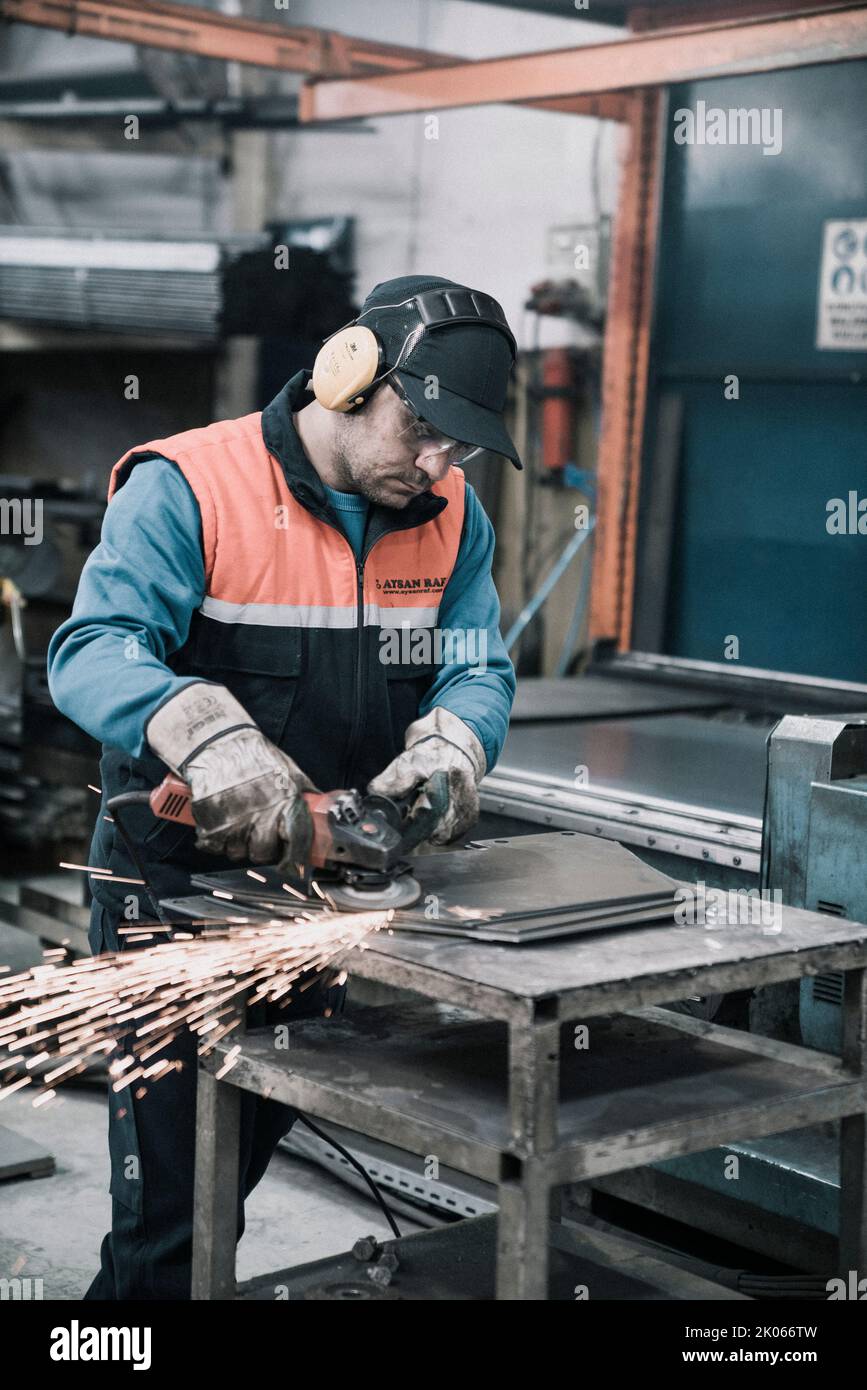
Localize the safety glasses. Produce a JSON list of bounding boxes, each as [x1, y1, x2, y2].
[[389, 379, 484, 466]]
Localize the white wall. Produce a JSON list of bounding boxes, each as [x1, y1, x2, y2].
[[265, 0, 624, 348]]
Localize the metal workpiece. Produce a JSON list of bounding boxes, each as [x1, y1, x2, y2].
[[599, 653, 867, 716], [481, 715, 766, 870], [397, 832, 677, 941], [184, 831, 679, 943], [510, 674, 724, 723], [492, 716, 769, 819], [480, 774, 761, 872]]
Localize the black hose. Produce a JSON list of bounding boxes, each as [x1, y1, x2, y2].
[[105, 791, 171, 927], [294, 1112, 402, 1241]]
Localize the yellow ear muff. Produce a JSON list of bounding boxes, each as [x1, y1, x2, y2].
[[311, 324, 383, 412]]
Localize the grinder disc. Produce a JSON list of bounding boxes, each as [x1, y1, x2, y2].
[[325, 874, 421, 912]]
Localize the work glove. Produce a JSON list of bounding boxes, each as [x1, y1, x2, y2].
[[146, 682, 315, 867], [368, 706, 486, 846]]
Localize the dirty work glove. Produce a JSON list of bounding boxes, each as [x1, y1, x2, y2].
[[368, 707, 486, 846], [146, 682, 315, 866]]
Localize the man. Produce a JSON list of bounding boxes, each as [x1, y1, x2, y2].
[[47, 273, 518, 1300]]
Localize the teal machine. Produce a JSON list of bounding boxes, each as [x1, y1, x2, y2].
[[481, 57, 867, 1269]]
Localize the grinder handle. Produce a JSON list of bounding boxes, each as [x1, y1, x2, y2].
[[396, 770, 450, 853], [148, 775, 330, 865], [149, 775, 196, 825], [148, 776, 326, 825]]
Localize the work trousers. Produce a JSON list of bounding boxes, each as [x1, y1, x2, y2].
[[84, 902, 341, 1301]]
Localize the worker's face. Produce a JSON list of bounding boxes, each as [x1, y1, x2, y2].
[[332, 382, 454, 509]]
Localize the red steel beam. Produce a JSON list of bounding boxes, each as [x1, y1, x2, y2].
[[0, 0, 631, 121], [298, 6, 867, 121], [0, 0, 461, 75], [589, 90, 662, 649], [530, 93, 634, 120]]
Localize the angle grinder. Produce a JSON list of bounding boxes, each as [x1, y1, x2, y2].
[[106, 772, 449, 918]]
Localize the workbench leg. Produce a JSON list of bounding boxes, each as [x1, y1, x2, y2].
[[191, 1066, 242, 1300], [498, 1009, 560, 1299], [497, 1161, 551, 1300], [508, 1011, 561, 1153], [839, 968, 867, 1278]]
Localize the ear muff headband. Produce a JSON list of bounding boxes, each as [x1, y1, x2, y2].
[[312, 287, 516, 414]]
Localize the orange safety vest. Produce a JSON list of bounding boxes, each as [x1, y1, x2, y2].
[[90, 371, 466, 917]]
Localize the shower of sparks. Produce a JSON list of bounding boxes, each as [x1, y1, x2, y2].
[[0, 911, 388, 1108]]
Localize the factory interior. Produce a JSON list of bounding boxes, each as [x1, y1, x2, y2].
[[1, 0, 867, 1332]]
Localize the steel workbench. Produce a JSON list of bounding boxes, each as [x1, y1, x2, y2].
[[191, 890, 867, 1300]]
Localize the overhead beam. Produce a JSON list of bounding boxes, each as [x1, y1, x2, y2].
[[0, 0, 469, 77], [0, 0, 631, 122], [298, 7, 867, 121], [530, 93, 634, 121]]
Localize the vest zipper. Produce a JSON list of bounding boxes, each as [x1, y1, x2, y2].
[[287, 485, 446, 790], [341, 554, 367, 787], [306, 522, 376, 789]]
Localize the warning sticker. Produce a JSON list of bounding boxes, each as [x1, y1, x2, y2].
[[816, 219, 867, 351]]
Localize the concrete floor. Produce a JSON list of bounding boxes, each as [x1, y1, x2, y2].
[[0, 911, 420, 1300]]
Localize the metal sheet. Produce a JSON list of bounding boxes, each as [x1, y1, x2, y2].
[[511, 675, 724, 723], [397, 832, 676, 937], [175, 888, 675, 943], [494, 714, 769, 821], [184, 832, 678, 943]]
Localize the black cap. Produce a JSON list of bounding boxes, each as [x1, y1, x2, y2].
[[358, 274, 522, 470]]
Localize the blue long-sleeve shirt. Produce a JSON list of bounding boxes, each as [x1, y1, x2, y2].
[[47, 457, 515, 774]]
